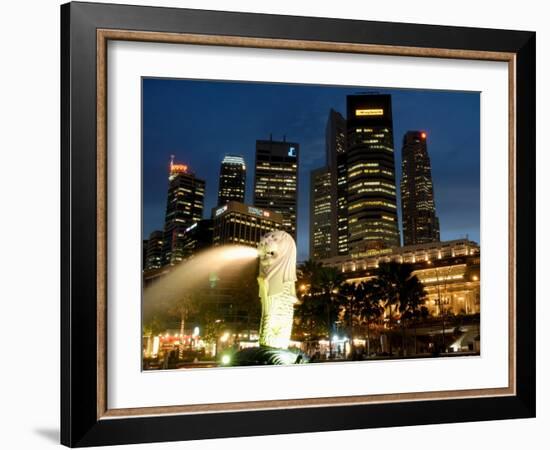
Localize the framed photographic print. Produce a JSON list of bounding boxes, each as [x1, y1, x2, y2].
[[61, 1, 536, 447]]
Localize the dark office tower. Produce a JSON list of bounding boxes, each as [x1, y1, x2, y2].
[[346, 94, 400, 255], [179, 219, 213, 259], [401, 131, 440, 246], [217, 155, 246, 206], [325, 109, 348, 256], [145, 230, 164, 271], [162, 156, 206, 266], [142, 239, 148, 270], [253, 137, 299, 240], [310, 167, 332, 260]]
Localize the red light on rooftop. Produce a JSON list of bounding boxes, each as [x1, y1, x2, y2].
[[421, 132, 427, 139]]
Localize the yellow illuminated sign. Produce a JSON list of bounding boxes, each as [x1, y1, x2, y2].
[[355, 108, 384, 116], [170, 163, 188, 174]]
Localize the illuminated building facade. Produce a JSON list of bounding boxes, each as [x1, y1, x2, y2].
[[162, 156, 206, 266], [253, 138, 299, 240], [346, 95, 400, 255], [144, 230, 164, 270], [217, 155, 246, 206], [212, 201, 283, 247], [310, 167, 332, 260], [401, 131, 440, 245], [323, 239, 480, 316], [325, 109, 348, 256], [210, 202, 275, 334]]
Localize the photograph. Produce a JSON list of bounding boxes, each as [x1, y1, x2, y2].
[[141, 79, 481, 370], [54, 1, 536, 446]]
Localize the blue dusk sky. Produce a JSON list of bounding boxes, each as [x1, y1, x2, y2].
[[142, 78, 480, 262]]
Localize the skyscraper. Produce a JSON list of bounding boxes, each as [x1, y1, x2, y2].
[[253, 137, 299, 240], [144, 230, 164, 271], [162, 156, 206, 266], [217, 155, 246, 206], [212, 201, 283, 247], [179, 219, 213, 260], [325, 109, 348, 256], [346, 94, 400, 255], [400, 131, 440, 246], [310, 167, 332, 260]]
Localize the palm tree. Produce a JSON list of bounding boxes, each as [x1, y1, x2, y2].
[[317, 266, 346, 359], [294, 260, 326, 354], [363, 262, 427, 356], [357, 281, 385, 357], [363, 262, 399, 355], [338, 282, 357, 355], [297, 259, 323, 296], [406, 305, 430, 354], [169, 293, 200, 354], [293, 291, 329, 352], [397, 272, 428, 356], [143, 315, 165, 338]]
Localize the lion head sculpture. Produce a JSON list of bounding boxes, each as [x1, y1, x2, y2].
[[257, 230, 297, 297]]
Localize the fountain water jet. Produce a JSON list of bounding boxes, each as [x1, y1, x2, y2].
[[143, 234, 308, 367], [143, 245, 259, 321]]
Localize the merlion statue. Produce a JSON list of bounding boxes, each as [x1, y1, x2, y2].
[[225, 230, 308, 366], [257, 230, 298, 349]]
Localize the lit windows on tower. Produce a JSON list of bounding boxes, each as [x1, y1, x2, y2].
[[162, 156, 206, 266], [325, 109, 348, 257], [310, 167, 332, 260], [144, 230, 164, 271], [253, 137, 299, 241], [211, 201, 283, 247], [217, 155, 246, 206], [400, 131, 440, 246], [345, 94, 400, 255]]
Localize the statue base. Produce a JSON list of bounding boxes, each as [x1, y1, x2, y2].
[[228, 346, 309, 366]]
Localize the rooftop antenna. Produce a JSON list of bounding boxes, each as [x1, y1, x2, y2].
[[170, 154, 175, 170]]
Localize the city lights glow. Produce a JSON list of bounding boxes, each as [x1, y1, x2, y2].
[[152, 336, 160, 357]]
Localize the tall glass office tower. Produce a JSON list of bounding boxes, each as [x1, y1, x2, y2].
[[346, 94, 400, 255]]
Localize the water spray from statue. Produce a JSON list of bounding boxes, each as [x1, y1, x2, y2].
[[143, 245, 259, 316], [143, 230, 308, 366]]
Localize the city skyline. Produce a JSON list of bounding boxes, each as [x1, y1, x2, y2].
[[143, 78, 480, 261]]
